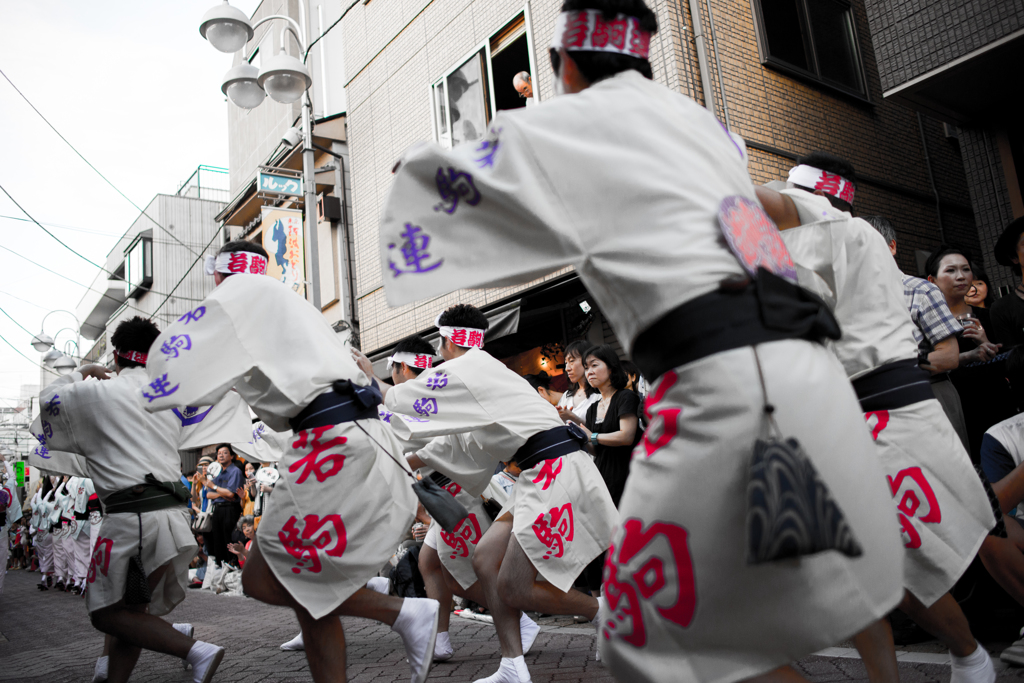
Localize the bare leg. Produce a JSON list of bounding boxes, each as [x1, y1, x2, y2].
[[851, 618, 899, 683], [899, 590, 977, 657], [472, 518, 526, 658], [296, 607, 348, 683], [440, 562, 488, 605], [90, 563, 196, 683], [742, 665, 811, 683], [419, 544, 452, 632], [498, 532, 597, 621]]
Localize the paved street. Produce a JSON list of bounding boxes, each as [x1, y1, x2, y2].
[[2, 567, 1024, 683]]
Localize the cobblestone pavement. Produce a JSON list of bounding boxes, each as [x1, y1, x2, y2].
[[2, 568, 1024, 683]]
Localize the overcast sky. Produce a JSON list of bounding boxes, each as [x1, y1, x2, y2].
[[0, 0, 261, 407]]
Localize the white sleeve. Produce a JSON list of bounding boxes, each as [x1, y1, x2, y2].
[[143, 299, 255, 412], [36, 373, 84, 455], [384, 367, 495, 441], [382, 117, 583, 307]]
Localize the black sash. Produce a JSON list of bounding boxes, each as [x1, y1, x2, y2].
[[851, 359, 934, 412], [512, 424, 588, 471], [633, 269, 841, 382], [429, 471, 452, 488], [290, 380, 382, 432], [103, 474, 190, 515]]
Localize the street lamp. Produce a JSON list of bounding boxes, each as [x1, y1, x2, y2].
[[30, 310, 82, 375], [199, 1, 322, 309], [52, 356, 77, 376], [41, 349, 61, 368], [30, 333, 54, 353]]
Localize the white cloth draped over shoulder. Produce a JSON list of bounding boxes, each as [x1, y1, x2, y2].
[[232, 421, 293, 464], [381, 70, 752, 355]]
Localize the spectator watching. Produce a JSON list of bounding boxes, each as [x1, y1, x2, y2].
[[990, 216, 1024, 348], [556, 339, 599, 421], [203, 444, 244, 567], [925, 245, 1000, 364], [523, 371, 561, 407]]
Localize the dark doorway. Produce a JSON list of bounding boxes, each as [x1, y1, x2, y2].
[[491, 34, 530, 113]]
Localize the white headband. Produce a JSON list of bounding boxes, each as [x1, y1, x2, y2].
[[387, 352, 434, 371], [787, 165, 856, 205], [203, 251, 269, 276], [551, 10, 652, 60], [433, 313, 485, 349]]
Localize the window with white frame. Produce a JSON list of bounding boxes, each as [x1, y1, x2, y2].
[[431, 11, 535, 148]]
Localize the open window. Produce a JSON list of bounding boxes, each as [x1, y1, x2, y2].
[[431, 10, 536, 148], [752, 0, 868, 100]]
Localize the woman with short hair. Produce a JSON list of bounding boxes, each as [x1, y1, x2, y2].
[[555, 340, 599, 421]]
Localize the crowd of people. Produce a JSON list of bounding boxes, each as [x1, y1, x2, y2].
[[8, 2, 1024, 683]]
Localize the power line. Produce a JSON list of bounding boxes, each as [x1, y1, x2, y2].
[[0, 290, 49, 312], [148, 222, 224, 321], [0, 214, 213, 246], [304, 0, 360, 59], [0, 330, 48, 372], [0, 305, 35, 338], [0, 66, 199, 257]]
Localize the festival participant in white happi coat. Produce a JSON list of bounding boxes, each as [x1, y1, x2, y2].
[[358, 304, 618, 683], [372, 334, 541, 665], [760, 152, 1000, 683], [32, 482, 56, 590], [51, 476, 72, 590], [36, 316, 252, 683], [380, 2, 907, 682], [142, 241, 439, 683], [69, 478, 97, 594], [0, 454, 19, 595]]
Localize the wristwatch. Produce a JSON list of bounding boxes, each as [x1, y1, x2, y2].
[[590, 432, 599, 446]]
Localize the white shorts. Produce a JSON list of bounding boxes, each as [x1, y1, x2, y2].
[[424, 523, 438, 549]]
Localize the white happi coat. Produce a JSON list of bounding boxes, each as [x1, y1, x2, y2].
[[142, 273, 418, 619], [385, 348, 618, 592], [36, 368, 250, 615], [382, 69, 904, 683], [780, 188, 996, 605]]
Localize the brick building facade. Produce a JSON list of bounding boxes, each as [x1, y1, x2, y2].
[[340, 0, 977, 363]]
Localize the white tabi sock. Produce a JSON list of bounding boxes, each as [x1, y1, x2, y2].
[[92, 656, 108, 683], [173, 623, 195, 669], [472, 656, 532, 683], [520, 613, 540, 655], [186, 640, 225, 683], [950, 642, 996, 683], [434, 630, 453, 661], [280, 631, 305, 651], [392, 597, 440, 683], [592, 596, 606, 660]]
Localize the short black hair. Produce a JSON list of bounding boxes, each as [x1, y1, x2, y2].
[[583, 344, 628, 391], [217, 240, 269, 278], [110, 316, 160, 368], [994, 216, 1024, 271], [523, 371, 553, 392], [794, 151, 857, 212], [563, 340, 597, 396], [924, 245, 971, 279], [215, 443, 235, 458], [437, 304, 489, 334], [393, 335, 436, 375], [863, 215, 897, 246], [621, 359, 641, 381], [554, 0, 658, 82]]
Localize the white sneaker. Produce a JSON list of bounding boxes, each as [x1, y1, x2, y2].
[[473, 656, 532, 683], [92, 656, 108, 683], [520, 613, 540, 655], [951, 643, 996, 683], [186, 641, 225, 683], [391, 597, 440, 683], [367, 576, 390, 594], [173, 623, 195, 669], [280, 631, 305, 651], [434, 630, 453, 662]]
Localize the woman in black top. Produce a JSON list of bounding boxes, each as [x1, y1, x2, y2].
[[926, 246, 999, 363], [576, 345, 641, 507]]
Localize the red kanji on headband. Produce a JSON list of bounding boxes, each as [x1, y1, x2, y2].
[[116, 350, 148, 364], [551, 10, 651, 61]]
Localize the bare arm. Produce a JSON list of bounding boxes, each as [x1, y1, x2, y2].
[[580, 414, 639, 448], [755, 186, 802, 230], [922, 336, 959, 374], [406, 453, 426, 472], [351, 348, 390, 400]]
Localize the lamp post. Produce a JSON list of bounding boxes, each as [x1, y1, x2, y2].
[[200, 1, 322, 310], [30, 310, 82, 377]]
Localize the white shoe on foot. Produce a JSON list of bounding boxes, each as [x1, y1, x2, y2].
[[951, 643, 996, 683], [473, 656, 532, 683], [433, 630, 453, 661], [392, 597, 440, 683], [520, 613, 540, 655], [174, 623, 195, 669], [280, 631, 305, 651], [186, 641, 225, 683], [92, 656, 108, 683]]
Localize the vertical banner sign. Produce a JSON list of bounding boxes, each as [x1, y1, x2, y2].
[[14, 461, 24, 486], [261, 206, 306, 296]]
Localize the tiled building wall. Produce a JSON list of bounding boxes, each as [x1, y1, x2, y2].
[[960, 126, 1019, 294], [862, 0, 1024, 93], [343, 0, 976, 353]]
